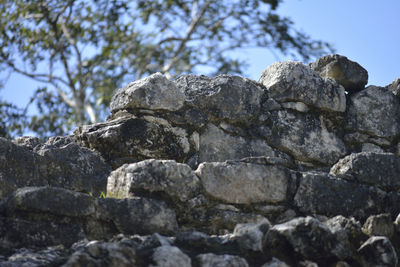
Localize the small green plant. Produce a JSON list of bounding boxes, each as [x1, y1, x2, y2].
[[88, 191, 107, 199], [88, 190, 126, 199]]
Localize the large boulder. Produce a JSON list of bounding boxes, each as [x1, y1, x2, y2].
[[330, 152, 400, 191], [259, 61, 346, 112], [324, 216, 367, 256], [34, 136, 111, 196], [263, 217, 349, 264], [2, 186, 96, 217], [110, 72, 186, 113], [0, 137, 110, 199], [175, 74, 264, 123], [198, 123, 278, 164], [96, 197, 178, 236], [233, 220, 271, 252], [262, 110, 346, 165], [358, 236, 398, 267], [195, 161, 291, 204], [293, 172, 387, 220], [310, 54, 368, 93], [151, 246, 192, 267], [0, 187, 94, 249], [362, 213, 395, 238], [345, 85, 400, 140], [63, 241, 137, 267], [0, 137, 45, 199], [74, 116, 191, 169], [107, 159, 201, 202], [0, 186, 178, 251]]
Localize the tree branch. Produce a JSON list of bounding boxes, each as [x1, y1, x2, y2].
[[162, 0, 212, 78], [2, 58, 69, 87], [84, 103, 97, 123]]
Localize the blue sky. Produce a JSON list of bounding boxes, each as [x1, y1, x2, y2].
[[1, 0, 400, 113], [244, 0, 400, 85]]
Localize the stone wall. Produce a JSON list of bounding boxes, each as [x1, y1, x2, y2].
[[1, 54, 400, 266]]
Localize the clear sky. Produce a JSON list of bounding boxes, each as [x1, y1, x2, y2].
[[1, 0, 400, 113], [244, 0, 400, 85]]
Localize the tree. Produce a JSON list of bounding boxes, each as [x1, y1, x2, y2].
[[0, 0, 333, 138]]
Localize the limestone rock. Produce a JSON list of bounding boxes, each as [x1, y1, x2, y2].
[[174, 231, 239, 256], [233, 219, 271, 252], [330, 152, 400, 191], [362, 213, 394, 238], [196, 161, 290, 204], [293, 172, 387, 219], [264, 110, 346, 165], [324, 216, 367, 255], [259, 61, 346, 112], [3, 186, 96, 217], [0, 136, 110, 199], [74, 116, 190, 168], [175, 74, 264, 123], [198, 123, 277, 163], [35, 138, 110, 196], [151, 246, 191, 267], [0, 187, 91, 249], [0, 137, 46, 199], [261, 257, 290, 267], [361, 142, 384, 153], [386, 78, 400, 98], [64, 241, 137, 267], [263, 216, 349, 263], [1, 246, 67, 266], [96, 197, 178, 235], [110, 72, 185, 113], [345, 85, 400, 140], [395, 213, 400, 233], [358, 236, 398, 267], [107, 159, 200, 202], [310, 54, 368, 93], [12, 136, 41, 150], [196, 253, 249, 267]]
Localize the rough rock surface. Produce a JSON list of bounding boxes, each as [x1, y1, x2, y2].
[[1, 55, 400, 266], [197, 123, 276, 164], [330, 152, 400, 191], [74, 116, 191, 168], [0, 136, 110, 199], [362, 213, 395, 238], [310, 54, 368, 93], [259, 61, 346, 112], [345, 85, 400, 141], [175, 74, 265, 123], [293, 172, 388, 219], [263, 110, 346, 165], [110, 72, 186, 112], [358, 236, 398, 267], [386, 78, 400, 98], [107, 159, 201, 201], [196, 161, 290, 204], [263, 216, 350, 263]]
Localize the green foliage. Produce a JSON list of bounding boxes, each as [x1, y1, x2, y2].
[[0, 0, 334, 138], [0, 98, 26, 138]]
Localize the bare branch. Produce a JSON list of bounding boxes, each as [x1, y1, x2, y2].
[[55, 86, 77, 108], [84, 103, 97, 123], [162, 0, 213, 77], [3, 59, 69, 87]]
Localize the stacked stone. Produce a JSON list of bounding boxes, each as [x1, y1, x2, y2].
[[1, 54, 400, 266]]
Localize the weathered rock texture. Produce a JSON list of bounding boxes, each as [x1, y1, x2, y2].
[[1, 54, 400, 266]]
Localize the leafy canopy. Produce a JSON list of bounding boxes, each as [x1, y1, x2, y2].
[[0, 0, 333, 138]]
